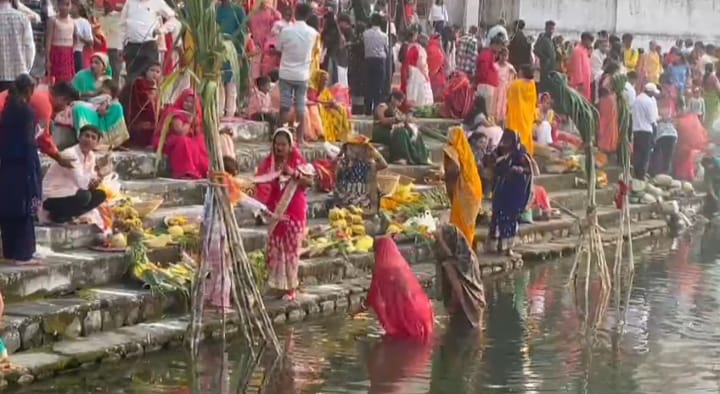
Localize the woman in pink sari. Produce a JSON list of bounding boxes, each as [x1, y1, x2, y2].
[[153, 89, 209, 179], [426, 35, 446, 103], [355, 236, 435, 342], [249, 1, 281, 78], [494, 48, 516, 123], [255, 128, 313, 301]]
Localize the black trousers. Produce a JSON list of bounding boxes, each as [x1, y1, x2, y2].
[[649, 136, 677, 177], [632, 131, 653, 179], [0, 81, 13, 93], [364, 57, 386, 115], [123, 41, 159, 86], [0, 215, 35, 261], [74, 51, 84, 75], [43, 189, 107, 223]]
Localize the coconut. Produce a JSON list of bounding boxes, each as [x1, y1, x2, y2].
[[653, 174, 674, 187], [640, 193, 657, 204], [109, 233, 127, 248], [681, 181, 695, 193], [669, 180, 682, 189]]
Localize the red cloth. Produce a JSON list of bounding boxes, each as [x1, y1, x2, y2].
[[674, 113, 709, 180], [441, 71, 474, 119], [367, 237, 434, 342], [0, 88, 57, 156], [403, 4, 415, 23], [163, 33, 175, 76], [426, 36, 446, 101], [312, 159, 335, 192], [153, 89, 209, 179], [476, 48, 499, 87], [48, 45, 75, 83], [126, 77, 159, 148], [400, 44, 419, 93]]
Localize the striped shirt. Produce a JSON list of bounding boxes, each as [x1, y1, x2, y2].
[[0, 3, 35, 81]]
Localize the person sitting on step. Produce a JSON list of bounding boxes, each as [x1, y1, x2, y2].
[[41, 125, 108, 229]]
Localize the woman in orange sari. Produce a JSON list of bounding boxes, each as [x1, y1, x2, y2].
[[444, 127, 483, 246], [153, 89, 209, 179], [597, 61, 620, 153], [426, 34, 446, 102], [255, 128, 314, 301]]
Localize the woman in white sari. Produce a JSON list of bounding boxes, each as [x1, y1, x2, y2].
[[405, 35, 435, 107]]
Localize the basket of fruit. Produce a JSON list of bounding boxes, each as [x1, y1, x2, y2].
[[377, 171, 400, 195]]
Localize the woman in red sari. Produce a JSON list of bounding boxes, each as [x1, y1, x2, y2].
[[153, 89, 209, 179], [255, 128, 314, 301], [126, 62, 162, 148], [442, 71, 474, 119], [355, 236, 435, 342], [426, 34, 446, 102]]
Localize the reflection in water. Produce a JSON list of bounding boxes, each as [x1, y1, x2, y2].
[[19, 237, 720, 394]]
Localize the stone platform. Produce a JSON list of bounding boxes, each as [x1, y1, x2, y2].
[[0, 117, 704, 390]]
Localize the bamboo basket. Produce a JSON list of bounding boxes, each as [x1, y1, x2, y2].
[[133, 198, 164, 218], [377, 172, 400, 195]]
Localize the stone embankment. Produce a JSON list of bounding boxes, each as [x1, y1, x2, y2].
[[0, 117, 702, 390]]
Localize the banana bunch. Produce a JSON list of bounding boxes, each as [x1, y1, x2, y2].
[[392, 183, 421, 204], [132, 257, 195, 296], [305, 236, 336, 257], [329, 205, 365, 237]]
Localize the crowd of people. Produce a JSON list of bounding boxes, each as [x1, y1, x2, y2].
[[0, 0, 719, 349]]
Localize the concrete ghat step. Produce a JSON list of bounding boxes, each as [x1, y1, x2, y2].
[[0, 285, 182, 356], [0, 216, 676, 389]]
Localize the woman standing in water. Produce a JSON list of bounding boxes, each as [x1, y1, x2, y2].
[[433, 223, 485, 327], [355, 236, 434, 342], [486, 130, 534, 257], [255, 128, 314, 301], [443, 127, 483, 246], [0, 75, 42, 265]]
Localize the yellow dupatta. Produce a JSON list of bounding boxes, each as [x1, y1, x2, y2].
[[444, 127, 484, 246], [310, 70, 351, 142]]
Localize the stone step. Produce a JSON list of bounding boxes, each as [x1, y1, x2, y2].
[[16, 194, 702, 301], [0, 284, 183, 356], [0, 213, 680, 389]]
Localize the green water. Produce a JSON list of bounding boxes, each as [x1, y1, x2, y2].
[[11, 236, 720, 393]]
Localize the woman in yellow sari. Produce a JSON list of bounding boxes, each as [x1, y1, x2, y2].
[[505, 65, 538, 156], [308, 70, 352, 142], [444, 127, 484, 246]]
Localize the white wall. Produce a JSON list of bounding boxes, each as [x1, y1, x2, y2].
[[515, 0, 720, 43]]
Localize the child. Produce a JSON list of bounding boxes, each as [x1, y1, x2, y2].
[[687, 87, 706, 123], [214, 156, 271, 224], [247, 76, 278, 133], [535, 92, 555, 146], [468, 132, 494, 198]]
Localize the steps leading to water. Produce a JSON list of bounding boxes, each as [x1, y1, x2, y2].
[[0, 116, 701, 390]]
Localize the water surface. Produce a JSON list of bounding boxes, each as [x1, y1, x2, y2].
[[13, 236, 720, 394]]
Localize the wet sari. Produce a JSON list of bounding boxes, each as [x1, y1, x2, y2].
[[489, 130, 533, 241], [153, 89, 209, 179], [444, 127, 483, 246], [434, 224, 486, 327], [366, 237, 435, 342], [426, 36, 446, 102], [255, 131, 311, 291]]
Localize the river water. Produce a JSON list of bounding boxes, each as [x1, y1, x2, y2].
[[12, 235, 720, 394]]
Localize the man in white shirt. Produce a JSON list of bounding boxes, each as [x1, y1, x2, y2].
[[277, 3, 318, 142], [0, 0, 35, 92], [120, 0, 178, 84], [623, 71, 637, 107], [591, 39, 609, 103], [631, 83, 660, 179], [428, 0, 448, 35], [42, 125, 107, 225]]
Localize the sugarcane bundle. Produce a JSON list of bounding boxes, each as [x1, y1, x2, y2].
[[544, 72, 611, 295], [166, 0, 280, 358]]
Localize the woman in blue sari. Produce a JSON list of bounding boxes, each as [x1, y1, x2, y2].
[[486, 129, 533, 257], [0, 75, 42, 265]]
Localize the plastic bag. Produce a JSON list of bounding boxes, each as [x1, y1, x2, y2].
[[99, 172, 121, 201]]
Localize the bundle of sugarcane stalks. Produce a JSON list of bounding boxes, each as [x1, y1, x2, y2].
[[544, 71, 611, 311], [166, 0, 281, 360]]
